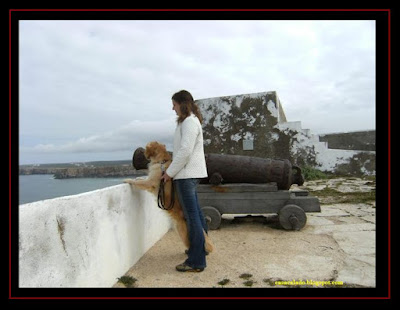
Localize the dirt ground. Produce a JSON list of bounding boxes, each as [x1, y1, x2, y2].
[[113, 177, 376, 289]]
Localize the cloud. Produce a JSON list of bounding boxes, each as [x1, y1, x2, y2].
[[20, 117, 176, 154], [18, 19, 376, 164]]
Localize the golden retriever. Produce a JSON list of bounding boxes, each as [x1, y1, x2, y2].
[[124, 141, 214, 254]]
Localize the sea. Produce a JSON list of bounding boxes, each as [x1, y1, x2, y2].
[[18, 174, 135, 205]]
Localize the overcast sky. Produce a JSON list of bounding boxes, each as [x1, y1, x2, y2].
[[19, 20, 375, 165]]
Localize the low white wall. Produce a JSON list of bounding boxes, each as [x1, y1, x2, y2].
[[19, 184, 172, 287]]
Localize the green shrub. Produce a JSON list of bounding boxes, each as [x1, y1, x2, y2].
[[117, 275, 137, 287], [218, 279, 230, 286], [301, 166, 327, 181]]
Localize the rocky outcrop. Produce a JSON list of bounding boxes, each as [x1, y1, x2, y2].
[[319, 130, 375, 151], [19, 167, 61, 175], [19, 165, 145, 179], [53, 166, 145, 179]]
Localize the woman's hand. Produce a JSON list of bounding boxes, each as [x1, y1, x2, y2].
[[160, 172, 172, 183]]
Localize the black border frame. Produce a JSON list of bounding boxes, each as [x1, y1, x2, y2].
[[9, 8, 392, 301]]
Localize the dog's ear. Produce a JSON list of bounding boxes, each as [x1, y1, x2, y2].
[[153, 142, 167, 161], [144, 141, 157, 159], [158, 143, 171, 161]]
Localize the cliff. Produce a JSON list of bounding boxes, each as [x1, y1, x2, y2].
[[53, 166, 145, 179], [19, 164, 146, 179], [19, 167, 62, 175]]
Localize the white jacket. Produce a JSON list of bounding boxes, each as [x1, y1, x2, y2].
[[166, 114, 208, 180]]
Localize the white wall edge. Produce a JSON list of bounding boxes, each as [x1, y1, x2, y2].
[[19, 183, 172, 287]]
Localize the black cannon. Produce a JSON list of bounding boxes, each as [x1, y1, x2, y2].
[[131, 148, 320, 230], [203, 153, 304, 190], [132, 147, 148, 170], [132, 149, 303, 190]]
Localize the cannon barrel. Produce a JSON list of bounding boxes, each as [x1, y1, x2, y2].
[[203, 153, 304, 190], [132, 148, 304, 190], [132, 147, 149, 170]]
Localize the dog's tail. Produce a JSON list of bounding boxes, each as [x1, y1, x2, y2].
[[204, 230, 215, 253]]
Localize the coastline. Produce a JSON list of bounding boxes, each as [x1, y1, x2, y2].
[[19, 162, 147, 179]]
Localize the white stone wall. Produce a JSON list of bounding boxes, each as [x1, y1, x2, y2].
[[197, 91, 375, 175], [19, 184, 172, 287], [275, 122, 375, 174]]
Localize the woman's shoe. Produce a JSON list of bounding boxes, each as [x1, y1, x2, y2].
[[176, 263, 204, 272]]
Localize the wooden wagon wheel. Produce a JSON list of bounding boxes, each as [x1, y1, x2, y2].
[[201, 206, 222, 230], [278, 204, 307, 231]]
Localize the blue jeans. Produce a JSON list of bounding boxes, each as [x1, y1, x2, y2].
[[174, 178, 207, 269]]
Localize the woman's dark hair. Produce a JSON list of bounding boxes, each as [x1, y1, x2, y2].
[[172, 90, 203, 124]]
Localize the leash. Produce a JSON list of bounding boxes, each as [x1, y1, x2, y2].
[[157, 160, 175, 210]]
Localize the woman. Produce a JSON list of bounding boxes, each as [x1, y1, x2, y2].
[[160, 90, 208, 272]]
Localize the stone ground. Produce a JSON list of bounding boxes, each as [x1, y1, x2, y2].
[[113, 177, 376, 289]]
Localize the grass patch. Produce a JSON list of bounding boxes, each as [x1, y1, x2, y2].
[[312, 187, 376, 205], [263, 278, 278, 286], [217, 279, 230, 286], [302, 166, 328, 181], [117, 275, 137, 288], [363, 175, 376, 182], [239, 273, 255, 287], [243, 280, 256, 287], [239, 273, 253, 279]]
